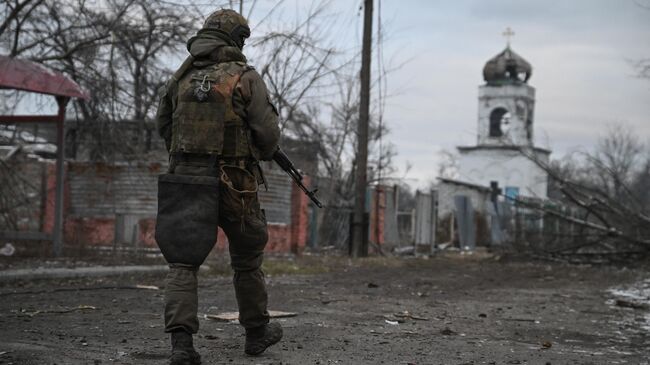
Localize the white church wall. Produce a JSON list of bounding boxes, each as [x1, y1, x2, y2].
[[436, 182, 490, 220], [447, 44, 552, 218], [457, 148, 549, 199]]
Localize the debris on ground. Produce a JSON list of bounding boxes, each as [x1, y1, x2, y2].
[[1, 256, 648, 363], [394, 246, 415, 256], [321, 298, 347, 304], [542, 341, 552, 349], [0, 243, 15, 256], [205, 310, 298, 322], [134, 284, 159, 290], [367, 282, 379, 288], [440, 327, 456, 335], [614, 299, 650, 310], [15, 304, 98, 317], [502, 317, 540, 323], [393, 311, 429, 321]]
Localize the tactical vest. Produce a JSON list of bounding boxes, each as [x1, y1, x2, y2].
[[170, 61, 252, 158]]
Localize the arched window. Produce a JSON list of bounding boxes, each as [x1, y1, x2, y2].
[[489, 107, 510, 137]]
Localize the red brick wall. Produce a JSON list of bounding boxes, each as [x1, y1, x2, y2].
[[369, 185, 386, 246], [265, 224, 293, 252], [43, 162, 70, 234], [214, 223, 292, 253], [138, 218, 157, 247], [45, 162, 309, 254], [290, 176, 310, 254], [63, 215, 303, 254], [64, 217, 114, 246]]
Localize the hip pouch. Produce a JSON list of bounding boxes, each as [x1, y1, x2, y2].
[[220, 165, 258, 232], [155, 173, 219, 266]]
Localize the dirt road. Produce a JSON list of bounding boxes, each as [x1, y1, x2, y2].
[[1, 254, 648, 364]]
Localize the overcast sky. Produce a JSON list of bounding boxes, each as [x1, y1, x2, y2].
[[245, 0, 650, 188]]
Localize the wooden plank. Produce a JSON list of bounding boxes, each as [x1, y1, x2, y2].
[[205, 310, 298, 322]]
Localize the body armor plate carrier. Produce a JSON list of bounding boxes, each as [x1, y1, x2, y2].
[[171, 61, 252, 158]]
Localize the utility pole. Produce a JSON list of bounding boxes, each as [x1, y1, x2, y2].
[[351, 0, 373, 258]]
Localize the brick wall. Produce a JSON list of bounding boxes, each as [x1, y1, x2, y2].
[[369, 185, 386, 246], [43, 161, 308, 254], [290, 176, 310, 253]]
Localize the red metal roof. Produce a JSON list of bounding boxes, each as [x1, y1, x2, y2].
[[0, 55, 89, 99]]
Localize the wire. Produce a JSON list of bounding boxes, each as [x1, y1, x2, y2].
[[376, 0, 385, 184]]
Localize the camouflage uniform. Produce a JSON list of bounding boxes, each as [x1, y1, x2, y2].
[[155, 9, 282, 363]]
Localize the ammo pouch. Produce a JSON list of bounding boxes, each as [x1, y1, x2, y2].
[[220, 165, 258, 231], [155, 173, 219, 266]]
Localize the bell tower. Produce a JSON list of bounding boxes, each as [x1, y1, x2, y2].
[[478, 44, 535, 147], [456, 30, 551, 199]]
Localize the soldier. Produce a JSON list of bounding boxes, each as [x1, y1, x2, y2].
[[155, 9, 282, 365]]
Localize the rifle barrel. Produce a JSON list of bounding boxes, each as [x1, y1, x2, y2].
[[273, 148, 323, 208]]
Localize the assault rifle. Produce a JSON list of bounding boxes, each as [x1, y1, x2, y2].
[[273, 148, 323, 208]]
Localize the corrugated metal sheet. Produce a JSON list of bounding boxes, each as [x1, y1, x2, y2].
[[258, 166, 292, 225], [68, 162, 294, 225], [68, 164, 159, 217], [414, 190, 436, 246]]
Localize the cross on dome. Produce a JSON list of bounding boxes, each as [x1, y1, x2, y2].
[[502, 27, 515, 46]]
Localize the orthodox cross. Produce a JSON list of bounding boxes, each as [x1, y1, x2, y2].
[[503, 27, 515, 46]]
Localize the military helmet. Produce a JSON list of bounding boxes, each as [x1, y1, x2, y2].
[[203, 9, 251, 49]]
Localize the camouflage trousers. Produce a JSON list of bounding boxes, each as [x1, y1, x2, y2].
[[163, 162, 270, 333]]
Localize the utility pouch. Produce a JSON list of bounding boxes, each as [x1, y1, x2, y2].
[[155, 173, 219, 266], [219, 165, 258, 232]]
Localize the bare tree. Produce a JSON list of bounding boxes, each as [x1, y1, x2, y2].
[[250, 2, 342, 135], [510, 124, 650, 261], [0, 0, 200, 160], [436, 149, 460, 180]]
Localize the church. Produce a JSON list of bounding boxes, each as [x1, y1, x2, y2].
[[435, 36, 552, 245], [456, 42, 551, 200]]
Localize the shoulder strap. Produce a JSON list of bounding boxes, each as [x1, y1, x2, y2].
[[172, 56, 196, 82]]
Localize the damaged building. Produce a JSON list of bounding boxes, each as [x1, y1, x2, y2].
[[436, 43, 552, 248]]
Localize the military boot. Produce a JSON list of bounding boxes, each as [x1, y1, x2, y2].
[[169, 330, 201, 365], [244, 322, 283, 356]]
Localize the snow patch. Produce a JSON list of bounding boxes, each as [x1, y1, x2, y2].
[[608, 278, 650, 332]]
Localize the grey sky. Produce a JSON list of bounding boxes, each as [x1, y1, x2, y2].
[[247, 0, 650, 188]]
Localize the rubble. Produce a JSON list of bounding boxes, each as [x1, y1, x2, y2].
[[205, 310, 298, 322]]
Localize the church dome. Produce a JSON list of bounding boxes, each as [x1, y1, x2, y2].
[[483, 46, 532, 85]]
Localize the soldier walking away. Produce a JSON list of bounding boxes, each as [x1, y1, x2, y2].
[[155, 9, 283, 365]]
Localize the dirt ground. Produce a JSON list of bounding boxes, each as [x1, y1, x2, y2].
[[0, 253, 649, 365]]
